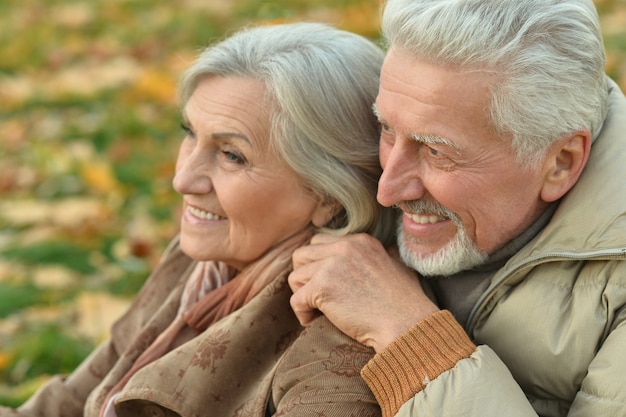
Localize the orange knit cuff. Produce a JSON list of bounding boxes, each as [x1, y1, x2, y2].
[[361, 310, 476, 417]]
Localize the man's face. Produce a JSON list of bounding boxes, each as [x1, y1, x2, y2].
[[375, 48, 550, 275]]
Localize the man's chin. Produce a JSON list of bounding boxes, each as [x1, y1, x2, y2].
[[397, 230, 488, 277]]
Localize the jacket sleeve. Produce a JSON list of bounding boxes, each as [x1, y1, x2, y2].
[[0, 339, 119, 417], [271, 315, 381, 417], [568, 305, 626, 416], [361, 310, 538, 417]]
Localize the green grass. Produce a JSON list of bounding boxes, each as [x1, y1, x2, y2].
[[1, 241, 97, 275], [0, 283, 46, 319], [0, 322, 94, 407]]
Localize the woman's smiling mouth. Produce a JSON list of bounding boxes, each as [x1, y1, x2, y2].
[[188, 205, 225, 220]]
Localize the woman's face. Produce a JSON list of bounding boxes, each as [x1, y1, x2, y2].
[[173, 76, 329, 269]]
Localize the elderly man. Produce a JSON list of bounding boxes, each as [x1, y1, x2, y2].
[[289, 1, 626, 416]]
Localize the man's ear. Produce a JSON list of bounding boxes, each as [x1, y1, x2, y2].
[[311, 198, 342, 228], [540, 131, 591, 203]]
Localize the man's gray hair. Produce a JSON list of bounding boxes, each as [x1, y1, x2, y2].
[[383, 0, 608, 166]]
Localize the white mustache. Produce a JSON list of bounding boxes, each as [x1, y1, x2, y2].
[[395, 200, 459, 222]]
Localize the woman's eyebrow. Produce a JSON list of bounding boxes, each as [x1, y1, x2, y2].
[[181, 109, 250, 144], [210, 132, 251, 144]]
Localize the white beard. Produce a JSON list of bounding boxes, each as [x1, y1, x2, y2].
[[397, 216, 488, 277]]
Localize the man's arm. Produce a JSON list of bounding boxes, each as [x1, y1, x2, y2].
[[288, 233, 538, 417], [361, 311, 538, 417]]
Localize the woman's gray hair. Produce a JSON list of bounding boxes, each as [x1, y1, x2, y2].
[[382, 0, 609, 166], [178, 22, 395, 245]]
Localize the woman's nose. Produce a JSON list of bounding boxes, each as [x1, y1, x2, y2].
[[377, 139, 426, 207], [172, 145, 213, 195]]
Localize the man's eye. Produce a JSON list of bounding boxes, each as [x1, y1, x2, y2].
[[428, 146, 440, 156]]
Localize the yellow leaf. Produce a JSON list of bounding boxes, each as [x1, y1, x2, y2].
[[0, 197, 113, 229], [128, 69, 177, 104], [32, 265, 79, 289], [73, 292, 131, 342], [79, 160, 120, 195], [0, 352, 11, 371], [338, 1, 382, 38]]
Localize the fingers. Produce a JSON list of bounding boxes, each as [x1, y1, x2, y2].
[[289, 290, 322, 326], [287, 259, 314, 293], [288, 262, 324, 326], [289, 235, 343, 326], [288, 232, 386, 328], [291, 233, 339, 269], [293, 232, 381, 268]]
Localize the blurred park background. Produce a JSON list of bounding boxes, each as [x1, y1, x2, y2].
[[1, 0, 625, 407]]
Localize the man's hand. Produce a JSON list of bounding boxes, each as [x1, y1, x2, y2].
[[289, 233, 439, 353]]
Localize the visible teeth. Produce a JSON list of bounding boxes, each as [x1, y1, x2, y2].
[[189, 206, 223, 220], [407, 213, 446, 224]]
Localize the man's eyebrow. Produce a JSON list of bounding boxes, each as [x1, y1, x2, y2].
[[372, 103, 384, 122], [372, 103, 461, 153], [410, 133, 460, 152]]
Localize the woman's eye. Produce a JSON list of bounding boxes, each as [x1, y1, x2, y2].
[[222, 150, 246, 165], [180, 122, 195, 138]]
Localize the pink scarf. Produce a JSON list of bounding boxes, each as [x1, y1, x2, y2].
[[100, 228, 313, 417]]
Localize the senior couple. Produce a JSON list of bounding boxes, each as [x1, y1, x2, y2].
[[3, 0, 625, 416]]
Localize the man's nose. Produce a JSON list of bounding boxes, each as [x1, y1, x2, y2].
[[377, 140, 426, 207]]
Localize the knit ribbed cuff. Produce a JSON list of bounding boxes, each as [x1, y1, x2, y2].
[[361, 310, 476, 417]]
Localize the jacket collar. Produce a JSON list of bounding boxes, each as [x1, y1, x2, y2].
[[505, 77, 626, 272], [467, 78, 626, 329]]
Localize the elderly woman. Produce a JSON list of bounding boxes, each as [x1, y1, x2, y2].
[[3, 22, 395, 417]]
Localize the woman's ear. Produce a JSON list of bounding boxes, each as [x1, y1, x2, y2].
[[540, 131, 591, 203], [311, 198, 342, 228]]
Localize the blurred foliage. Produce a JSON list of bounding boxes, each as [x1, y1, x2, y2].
[[0, 0, 625, 408], [0, 322, 93, 406], [0, 0, 385, 406]]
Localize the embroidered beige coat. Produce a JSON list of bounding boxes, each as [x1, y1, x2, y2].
[[3, 239, 379, 417]]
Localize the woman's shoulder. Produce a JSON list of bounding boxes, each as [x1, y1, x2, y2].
[[271, 315, 378, 412]]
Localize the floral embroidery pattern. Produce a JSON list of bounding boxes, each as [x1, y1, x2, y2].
[[190, 328, 230, 371], [233, 399, 260, 417], [322, 344, 372, 377]]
